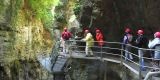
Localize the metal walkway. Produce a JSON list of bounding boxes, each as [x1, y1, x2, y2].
[[52, 55, 68, 73], [60, 52, 148, 77], [57, 40, 160, 80]]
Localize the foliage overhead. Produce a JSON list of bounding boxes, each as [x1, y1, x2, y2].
[[28, 0, 60, 30]]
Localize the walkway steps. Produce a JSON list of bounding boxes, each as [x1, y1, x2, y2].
[[52, 55, 68, 73]]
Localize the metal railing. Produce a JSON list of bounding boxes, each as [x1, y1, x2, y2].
[[64, 40, 160, 80]]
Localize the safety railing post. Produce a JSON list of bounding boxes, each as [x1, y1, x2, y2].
[[68, 40, 71, 57], [139, 48, 142, 80], [121, 43, 126, 80], [120, 43, 123, 66], [100, 46, 102, 60]]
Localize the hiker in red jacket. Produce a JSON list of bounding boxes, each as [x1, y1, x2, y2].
[[61, 27, 72, 54], [96, 29, 104, 47]]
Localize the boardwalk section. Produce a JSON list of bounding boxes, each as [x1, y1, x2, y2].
[[50, 40, 160, 80], [59, 51, 160, 79]]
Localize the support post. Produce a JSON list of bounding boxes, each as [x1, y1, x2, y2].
[[104, 61, 107, 80], [100, 46, 102, 60], [121, 43, 127, 80], [120, 43, 123, 66], [139, 50, 142, 80]]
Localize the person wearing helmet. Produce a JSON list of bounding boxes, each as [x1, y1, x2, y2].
[[135, 29, 148, 71], [62, 27, 72, 40], [61, 27, 72, 54], [96, 29, 104, 47], [123, 28, 133, 61], [148, 32, 160, 71], [82, 29, 94, 57]]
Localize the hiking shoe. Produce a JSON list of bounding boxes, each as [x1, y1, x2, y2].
[[85, 55, 89, 57], [90, 55, 94, 57]]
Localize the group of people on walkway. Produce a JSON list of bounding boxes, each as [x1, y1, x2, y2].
[[60, 27, 160, 71], [61, 27, 104, 57], [123, 28, 160, 71]]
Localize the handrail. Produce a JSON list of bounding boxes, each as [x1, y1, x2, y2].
[[68, 40, 160, 62], [69, 40, 160, 51], [66, 40, 160, 80], [144, 71, 160, 80]]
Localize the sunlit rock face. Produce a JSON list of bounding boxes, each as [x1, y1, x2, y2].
[[0, 0, 53, 61], [0, 0, 10, 24], [0, 0, 53, 79]]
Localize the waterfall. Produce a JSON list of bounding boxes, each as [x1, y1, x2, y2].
[[37, 54, 52, 72]]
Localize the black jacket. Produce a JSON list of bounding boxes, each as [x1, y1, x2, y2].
[[135, 35, 148, 48]]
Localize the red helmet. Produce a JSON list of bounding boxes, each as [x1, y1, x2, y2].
[[85, 29, 89, 33], [154, 32, 160, 38], [137, 30, 144, 35], [96, 29, 100, 33], [64, 27, 67, 31], [125, 28, 131, 33]]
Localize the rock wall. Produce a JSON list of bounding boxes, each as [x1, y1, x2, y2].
[[0, 0, 53, 63], [80, 0, 160, 41], [0, 0, 53, 79]]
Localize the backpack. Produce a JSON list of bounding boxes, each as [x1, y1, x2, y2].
[[62, 32, 70, 40], [136, 35, 148, 48], [124, 34, 133, 44], [141, 36, 149, 48]]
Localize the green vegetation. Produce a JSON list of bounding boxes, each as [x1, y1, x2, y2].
[[10, 0, 60, 30], [0, 0, 62, 63], [28, 0, 60, 30], [10, 0, 23, 29], [73, 0, 82, 16]]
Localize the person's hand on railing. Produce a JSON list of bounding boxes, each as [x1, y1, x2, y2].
[[75, 36, 78, 39], [74, 36, 82, 40], [81, 38, 85, 42]]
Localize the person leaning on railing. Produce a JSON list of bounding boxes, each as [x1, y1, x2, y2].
[[123, 28, 133, 61], [148, 32, 160, 71], [95, 29, 104, 47], [61, 27, 72, 54], [81, 29, 94, 57], [135, 30, 148, 71]]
